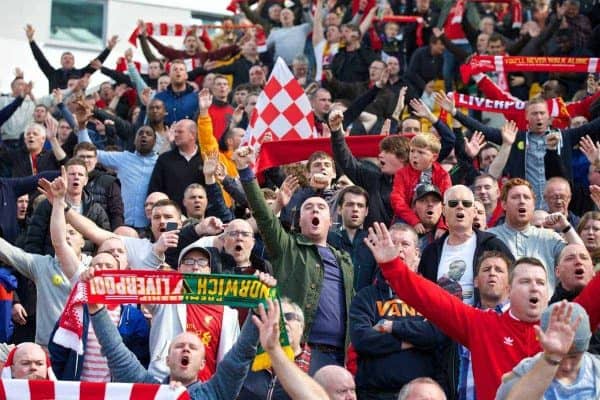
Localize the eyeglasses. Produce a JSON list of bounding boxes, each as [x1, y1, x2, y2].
[[225, 230, 253, 238], [447, 200, 473, 208], [182, 258, 210, 267], [284, 312, 302, 322]]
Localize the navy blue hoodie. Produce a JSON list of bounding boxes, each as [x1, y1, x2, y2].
[[349, 271, 447, 391]]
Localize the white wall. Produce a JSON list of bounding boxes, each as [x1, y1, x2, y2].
[[0, 0, 232, 95]]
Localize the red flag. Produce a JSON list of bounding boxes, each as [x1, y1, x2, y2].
[[245, 58, 317, 146]]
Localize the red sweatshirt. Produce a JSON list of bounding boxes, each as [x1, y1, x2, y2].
[[477, 75, 600, 130], [379, 257, 600, 400], [390, 162, 451, 226]]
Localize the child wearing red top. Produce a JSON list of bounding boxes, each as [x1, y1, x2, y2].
[[390, 133, 451, 233]]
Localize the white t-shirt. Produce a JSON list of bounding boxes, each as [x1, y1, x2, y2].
[[437, 234, 477, 305]]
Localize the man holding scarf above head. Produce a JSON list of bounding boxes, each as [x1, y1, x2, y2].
[[435, 93, 600, 208]]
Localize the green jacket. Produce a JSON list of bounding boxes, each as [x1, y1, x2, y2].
[[242, 176, 355, 348]]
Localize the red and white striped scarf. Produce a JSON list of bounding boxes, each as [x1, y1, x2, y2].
[[0, 379, 189, 400]]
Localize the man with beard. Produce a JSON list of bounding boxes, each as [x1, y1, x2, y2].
[[328, 186, 376, 291], [235, 146, 354, 374]]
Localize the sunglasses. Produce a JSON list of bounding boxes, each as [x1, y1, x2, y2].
[[284, 312, 302, 322], [447, 199, 473, 208]]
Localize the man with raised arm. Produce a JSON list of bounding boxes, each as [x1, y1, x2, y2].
[[234, 146, 354, 374], [363, 222, 600, 400]]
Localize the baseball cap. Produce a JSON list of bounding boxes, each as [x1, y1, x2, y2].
[[540, 302, 591, 353], [178, 242, 212, 267], [413, 183, 442, 204]]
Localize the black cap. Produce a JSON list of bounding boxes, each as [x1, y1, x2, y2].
[[413, 183, 442, 204]]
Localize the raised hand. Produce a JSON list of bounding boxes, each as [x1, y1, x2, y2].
[[590, 185, 600, 210], [328, 109, 343, 132], [380, 118, 391, 136], [38, 166, 67, 204], [410, 98, 435, 122], [52, 89, 63, 105], [534, 301, 581, 361], [364, 222, 401, 263], [73, 100, 93, 129], [276, 175, 300, 209], [395, 86, 407, 114], [198, 88, 213, 115], [140, 87, 152, 107], [45, 114, 59, 141], [544, 212, 569, 231], [203, 152, 220, 182], [579, 135, 600, 165], [25, 24, 35, 41], [501, 120, 518, 146], [196, 216, 225, 236], [321, 122, 331, 138], [114, 83, 128, 98], [433, 91, 456, 116], [232, 104, 244, 125], [137, 20, 146, 35], [124, 48, 134, 63], [14, 67, 24, 79], [432, 27, 444, 38], [252, 298, 281, 352], [376, 67, 389, 88], [214, 161, 227, 182], [153, 229, 180, 256], [464, 131, 486, 159], [107, 35, 119, 50], [20, 81, 33, 98], [233, 146, 254, 170], [90, 59, 102, 70]]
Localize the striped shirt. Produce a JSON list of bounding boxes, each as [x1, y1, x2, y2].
[[81, 306, 121, 382]]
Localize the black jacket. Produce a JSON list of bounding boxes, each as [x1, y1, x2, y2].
[[24, 191, 111, 255], [147, 148, 205, 209], [330, 46, 378, 83], [29, 41, 111, 92], [328, 227, 377, 291], [1, 147, 64, 178], [350, 271, 446, 391], [86, 168, 124, 230]]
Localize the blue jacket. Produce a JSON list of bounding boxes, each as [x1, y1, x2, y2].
[[154, 84, 198, 126], [48, 304, 150, 380], [0, 267, 17, 342], [90, 307, 259, 400], [350, 271, 446, 391]]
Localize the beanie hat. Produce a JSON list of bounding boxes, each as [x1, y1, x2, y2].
[[540, 302, 592, 353]]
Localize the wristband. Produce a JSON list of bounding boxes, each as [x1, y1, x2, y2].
[[561, 224, 572, 234], [543, 353, 562, 366]]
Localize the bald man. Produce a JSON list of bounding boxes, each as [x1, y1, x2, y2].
[[148, 119, 204, 208], [4, 342, 54, 380], [314, 365, 357, 400], [398, 377, 446, 400]]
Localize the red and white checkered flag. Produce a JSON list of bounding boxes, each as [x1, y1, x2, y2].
[[245, 57, 317, 146]]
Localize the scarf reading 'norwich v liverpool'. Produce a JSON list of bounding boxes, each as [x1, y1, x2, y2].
[[53, 270, 293, 371]]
